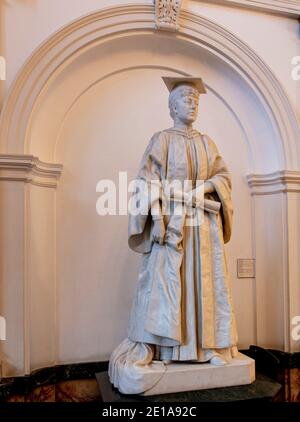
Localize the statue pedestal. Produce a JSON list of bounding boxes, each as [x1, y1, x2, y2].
[[97, 367, 283, 403], [102, 353, 255, 398], [140, 353, 255, 396]]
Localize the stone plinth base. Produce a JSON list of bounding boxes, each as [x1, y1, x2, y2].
[[140, 353, 255, 396]]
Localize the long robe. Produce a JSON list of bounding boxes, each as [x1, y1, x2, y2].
[[127, 128, 238, 361]]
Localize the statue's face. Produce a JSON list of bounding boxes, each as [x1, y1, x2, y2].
[[174, 92, 199, 124]]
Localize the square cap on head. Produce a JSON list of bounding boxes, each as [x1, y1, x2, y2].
[[162, 76, 207, 94]]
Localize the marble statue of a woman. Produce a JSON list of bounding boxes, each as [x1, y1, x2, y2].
[[108, 76, 242, 395]]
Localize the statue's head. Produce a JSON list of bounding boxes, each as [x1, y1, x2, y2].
[[169, 84, 199, 124], [162, 77, 206, 125]]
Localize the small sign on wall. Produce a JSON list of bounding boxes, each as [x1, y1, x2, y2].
[[237, 259, 255, 278]]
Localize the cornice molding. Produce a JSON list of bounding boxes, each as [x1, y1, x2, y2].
[[247, 170, 300, 194], [0, 155, 62, 188], [201, 0, 300, 17]]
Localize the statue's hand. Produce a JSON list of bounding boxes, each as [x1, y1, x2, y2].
[[152, 218, 166, 245], [189, 182, 215, 207]]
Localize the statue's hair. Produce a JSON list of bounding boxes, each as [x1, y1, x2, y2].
[[168, 84, 199, 120]]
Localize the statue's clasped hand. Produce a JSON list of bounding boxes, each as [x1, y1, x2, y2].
[[152, 217, 166, 245], [184, 181, 216, 208]]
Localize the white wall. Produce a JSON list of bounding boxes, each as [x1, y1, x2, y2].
[[1, 0, 145, 97], [0, 182, 26, 375], [27, 185, 57, 369], [188, 1, 300, 119]]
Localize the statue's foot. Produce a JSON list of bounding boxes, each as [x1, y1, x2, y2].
[[210, 355, 228, 366]]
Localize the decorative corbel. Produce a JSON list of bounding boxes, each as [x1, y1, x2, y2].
[[154, 0, 183, 32]]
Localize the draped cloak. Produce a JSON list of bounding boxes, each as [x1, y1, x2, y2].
[[127, 128, 238, 362]]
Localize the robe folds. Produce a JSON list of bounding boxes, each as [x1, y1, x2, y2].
[[127, 128, 238, 362]]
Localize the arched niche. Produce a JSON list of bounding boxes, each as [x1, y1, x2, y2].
[[0, 4, 299, 375]]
